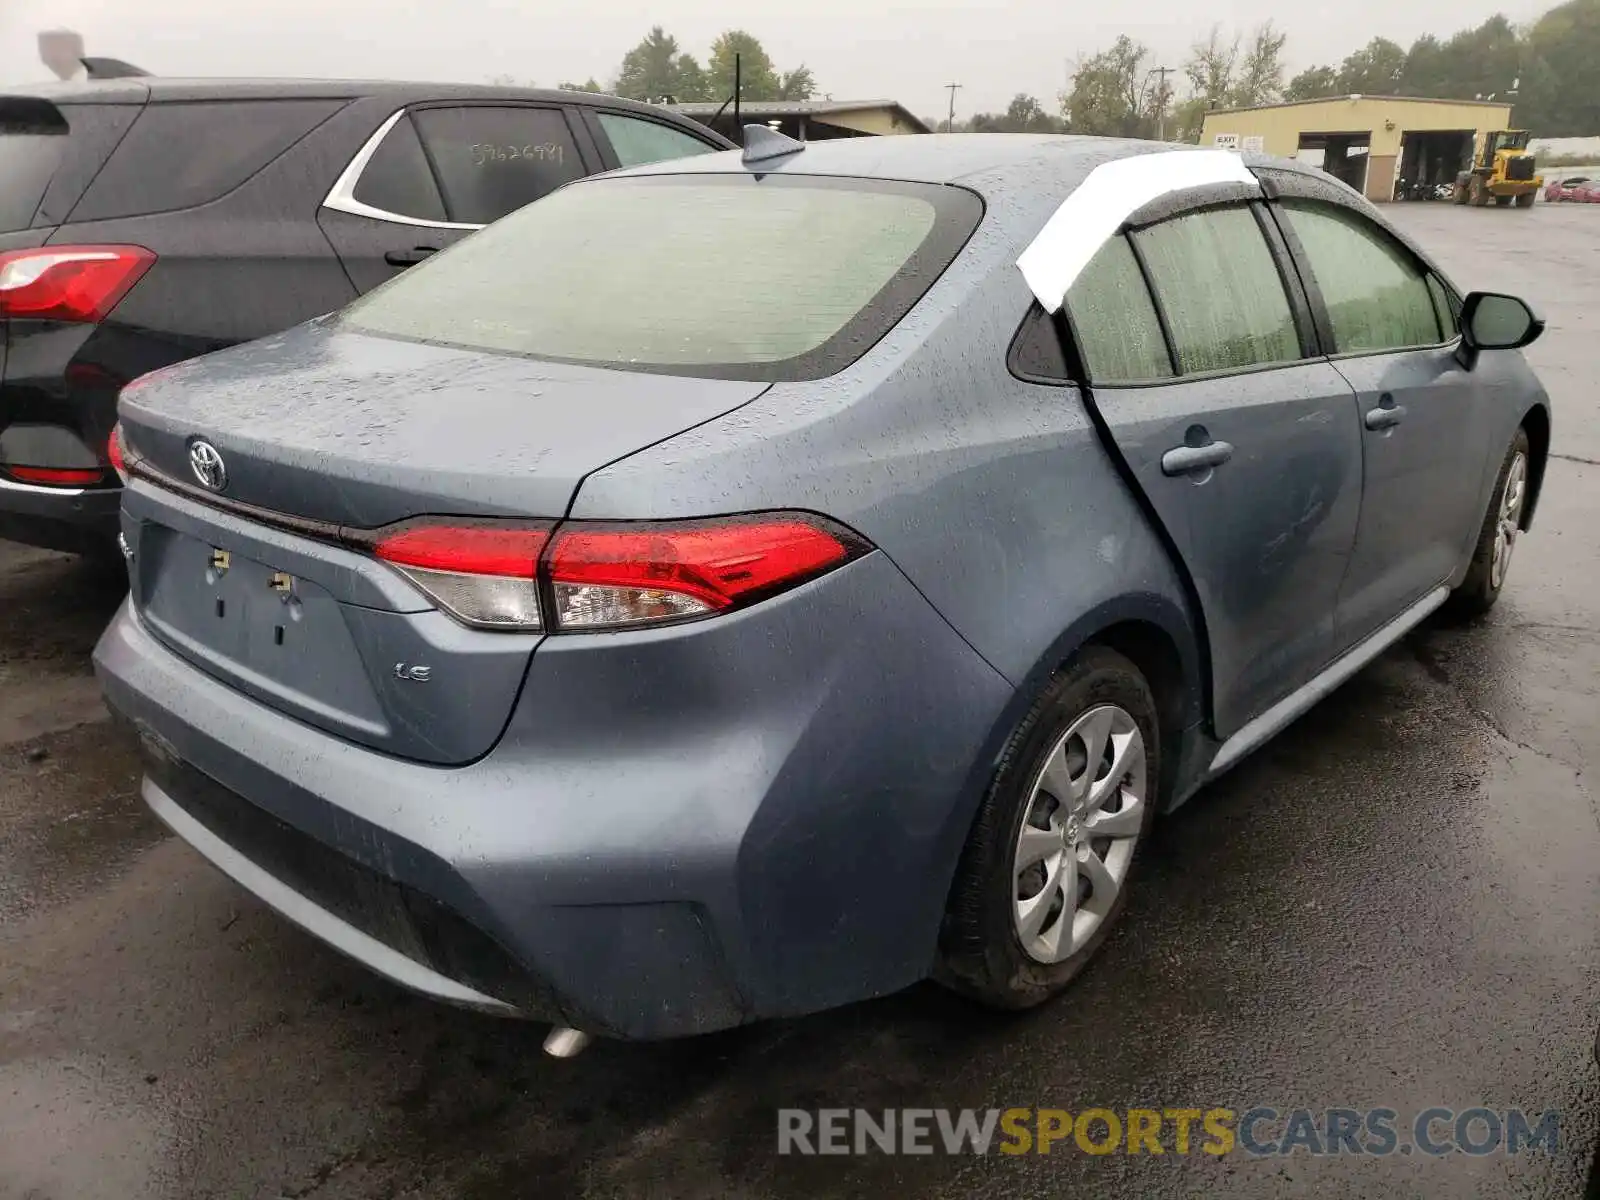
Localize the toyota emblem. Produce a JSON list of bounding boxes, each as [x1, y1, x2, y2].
[[188, 439, 227, 491]]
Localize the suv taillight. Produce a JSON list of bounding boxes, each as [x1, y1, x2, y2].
[[370, 513, 868, 633], [0, 245, 156, 323], [4, 465, 102, 486]]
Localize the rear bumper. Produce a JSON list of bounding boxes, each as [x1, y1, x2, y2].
[[0, 477, 121, 554], [95, 553, 1014, 1038]]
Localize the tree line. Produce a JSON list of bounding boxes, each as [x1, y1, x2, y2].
[[1284, 0, 1595, 134], [954, 0, 1600, 139], [496, 26, 817, 104], [517, 2, 1599, 139]]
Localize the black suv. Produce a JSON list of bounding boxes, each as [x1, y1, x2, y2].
[[0, 78, 729, 555]]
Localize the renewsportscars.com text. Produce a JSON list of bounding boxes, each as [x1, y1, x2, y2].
[[777, 1107, 1561, 1157]]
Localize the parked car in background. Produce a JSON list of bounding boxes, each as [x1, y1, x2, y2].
[[95, 135, 1550, 1048], [0, 77, 728, 556], [1543, 176, 1599, 202]]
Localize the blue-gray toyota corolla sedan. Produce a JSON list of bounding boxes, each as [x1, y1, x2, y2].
[[94, 132, 1551, 1047]]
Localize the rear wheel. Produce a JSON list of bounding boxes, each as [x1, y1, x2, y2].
[[1515, 191, 1536, 208], [1444, 428, 1530, 620], [936, 647, 1159, 1009], [1495, 195, 1513, 207]]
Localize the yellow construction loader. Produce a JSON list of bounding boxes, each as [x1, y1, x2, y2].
[[1453, 130, 1543, 207]]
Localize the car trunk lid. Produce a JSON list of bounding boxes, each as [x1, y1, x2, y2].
[[118, 322, 770, 764], [119, 322, 769, 526]]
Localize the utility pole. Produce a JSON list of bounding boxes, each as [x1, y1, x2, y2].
[[944, 82, 962, 133], [1147, 66, 1174, 142]]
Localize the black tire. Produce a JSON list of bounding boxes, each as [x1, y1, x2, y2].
[[1443, 428, 1531, 621], [1516, 191, 1536, 208], [935, 646, 1160, 1009], [1495, 195, 1513, 207]]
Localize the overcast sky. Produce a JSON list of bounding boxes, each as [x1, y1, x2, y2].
[[0, 0, 1550, 120]]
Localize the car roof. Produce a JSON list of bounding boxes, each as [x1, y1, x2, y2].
[[605, 132, 1161, 185], [3, 76, 702, 119], [600, 132, 1348, 243], [606, 131, 1337, 192]]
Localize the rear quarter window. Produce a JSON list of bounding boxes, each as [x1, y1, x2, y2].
[[71, 99, 345, 221], [351, 113, 448, 223]]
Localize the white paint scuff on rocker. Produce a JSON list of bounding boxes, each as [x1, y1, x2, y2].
[[1017, 149, 1261, 313]]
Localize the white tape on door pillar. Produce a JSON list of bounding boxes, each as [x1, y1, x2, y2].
[[1017, 149, 1261, 313]]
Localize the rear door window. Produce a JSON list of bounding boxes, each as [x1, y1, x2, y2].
[[595, 112, 718, 168], [1279, 200, 1444, 352], [351, 114, 448, 223], [1064, 235, 1173, 383], [72, 99, 345, 221], [410, 106, 586, 225], [1132, 205, 1302, 375]]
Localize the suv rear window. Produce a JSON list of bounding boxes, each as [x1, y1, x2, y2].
[[0, 98, 70, 231], [72, 99, 344, 221], [338, 173, 981, 381]]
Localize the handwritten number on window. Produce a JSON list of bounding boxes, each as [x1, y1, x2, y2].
[[469, 142, 565, 168]]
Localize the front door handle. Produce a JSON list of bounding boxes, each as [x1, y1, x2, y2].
[[1161, 440, 1235, 477], [384, 246, 439, 267], [1364, 392, 1407, 431]]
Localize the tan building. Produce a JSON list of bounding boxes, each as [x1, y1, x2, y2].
[[668, 99, 930, 142], [1201, 96, 1514, 202]]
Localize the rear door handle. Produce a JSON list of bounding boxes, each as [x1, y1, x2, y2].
[[1161, 440, 1234, 477], [1364, 393, 1407, 431], [384, 246, 439, 267]]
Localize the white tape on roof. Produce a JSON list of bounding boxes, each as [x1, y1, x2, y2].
[[1017, 149, 1260, 313]]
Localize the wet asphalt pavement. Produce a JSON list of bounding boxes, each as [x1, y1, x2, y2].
[[3, 203, 1600, 1199]]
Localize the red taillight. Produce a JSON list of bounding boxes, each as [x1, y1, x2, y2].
[[107, 423, 128, 482], [5, 465, 103, 486], [546, 515, 861, 630], [368, 513, 867, 633], [374, 523, 550, 630], [0, 245, 156, 323]]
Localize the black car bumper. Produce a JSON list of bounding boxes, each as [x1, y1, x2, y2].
[[0, 477, 122, 555]]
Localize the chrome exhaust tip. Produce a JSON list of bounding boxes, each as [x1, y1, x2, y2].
[[542, 1026, 591, 1058]]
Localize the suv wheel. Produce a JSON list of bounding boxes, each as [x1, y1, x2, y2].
[[936, 647, 1159, 1009]]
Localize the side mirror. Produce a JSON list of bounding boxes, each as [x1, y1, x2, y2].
[[1460, 291, 1544, 354]]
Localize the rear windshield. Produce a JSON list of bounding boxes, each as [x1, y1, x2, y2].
[[0, 100, 69, 231], [338, 173, 982, 381]]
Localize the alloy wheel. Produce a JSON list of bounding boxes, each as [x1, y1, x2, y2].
[[1491, 451, 1527, 591]]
